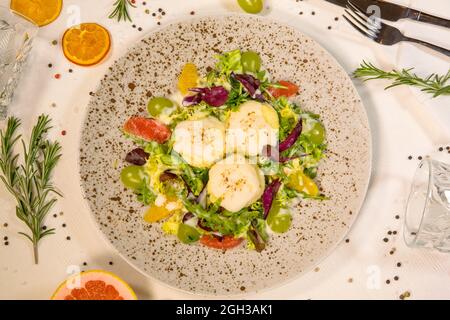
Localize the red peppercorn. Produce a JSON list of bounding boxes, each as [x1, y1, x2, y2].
[[61, 130, 67, 136]]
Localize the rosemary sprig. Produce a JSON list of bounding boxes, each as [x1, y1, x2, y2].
[[353, 61, 450, 98], [109, 0, 135, 22], [0, 115, 62, 264]]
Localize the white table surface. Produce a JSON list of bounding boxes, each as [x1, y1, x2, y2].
[[0, 0, 449, 300]]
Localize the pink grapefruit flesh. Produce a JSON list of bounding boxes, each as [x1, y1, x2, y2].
[[51, 270, 137, 300]]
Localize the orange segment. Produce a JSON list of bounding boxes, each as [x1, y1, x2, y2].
[[144, 205, 172, 223], [144, 195, 181, 223], [178, 63, 199, 95], [62, 23, 111, 66], [10, 0, 62, 27]]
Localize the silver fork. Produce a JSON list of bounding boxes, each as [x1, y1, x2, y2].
[[343, 0, 450, 58]]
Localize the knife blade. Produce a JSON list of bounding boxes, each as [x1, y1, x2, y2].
[[325, 0, 450, 28]]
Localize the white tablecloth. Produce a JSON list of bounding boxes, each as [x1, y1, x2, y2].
[[1, 0, 449, 300]]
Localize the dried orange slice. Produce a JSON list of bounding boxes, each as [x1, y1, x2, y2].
[[62, 23, 111, 66], [178, 63, 199, 95], [10, 0, 62, 27]]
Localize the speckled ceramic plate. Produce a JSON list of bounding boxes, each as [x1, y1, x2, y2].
[[80, 15, 372, 295]]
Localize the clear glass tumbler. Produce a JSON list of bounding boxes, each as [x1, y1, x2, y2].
[[404, 158, 450, 252], [0, 6, 37, 119]]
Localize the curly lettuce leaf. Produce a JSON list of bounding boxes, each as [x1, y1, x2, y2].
[[215, 49, 243, 76], [181, 196, 262, 236], [162, 212, 183, 235]]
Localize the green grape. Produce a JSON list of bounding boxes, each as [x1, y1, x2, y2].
[[120, 165, 145, 190], [177, 224, 200, 244], [308, 122, 325, 145], [237, 0, 264, 14], [241, 51, 261, 73], [147, 97, 174, 117]]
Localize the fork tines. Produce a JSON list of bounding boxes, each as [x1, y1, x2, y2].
[[343, 1, 381, 41]]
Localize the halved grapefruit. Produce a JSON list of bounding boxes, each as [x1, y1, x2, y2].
[[51, 270, 137, 300]]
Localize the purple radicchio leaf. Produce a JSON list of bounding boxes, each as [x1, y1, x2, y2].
[[182, 86, 229, 107], [261, 145, 279, 162], [279, 117, 303, 152], [125, 148, 149, 166], [247, 228, 266, 252], [196, 186, 207, 209], [247, 220, 267, 252], [182, 93, 203, 107], [262, 179, 282, 219], [201, 86, 229, 107], [262, 145, 309, 163], [197, 219, 213, 232], [159, 171, 178, 182], [182, 212, 195, 223], [279, 155, 308, 163], [231, 72, 265, 101]]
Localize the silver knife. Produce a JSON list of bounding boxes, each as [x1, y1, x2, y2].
[[325, 0, 450, 28]]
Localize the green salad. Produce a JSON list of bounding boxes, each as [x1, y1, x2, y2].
[[120, 49, 327, 251]]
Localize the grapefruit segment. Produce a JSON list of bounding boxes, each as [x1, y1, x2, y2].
[[268, 81, 299, 98], [51, 270, 137, 300], [123, 116, 171, 143]]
